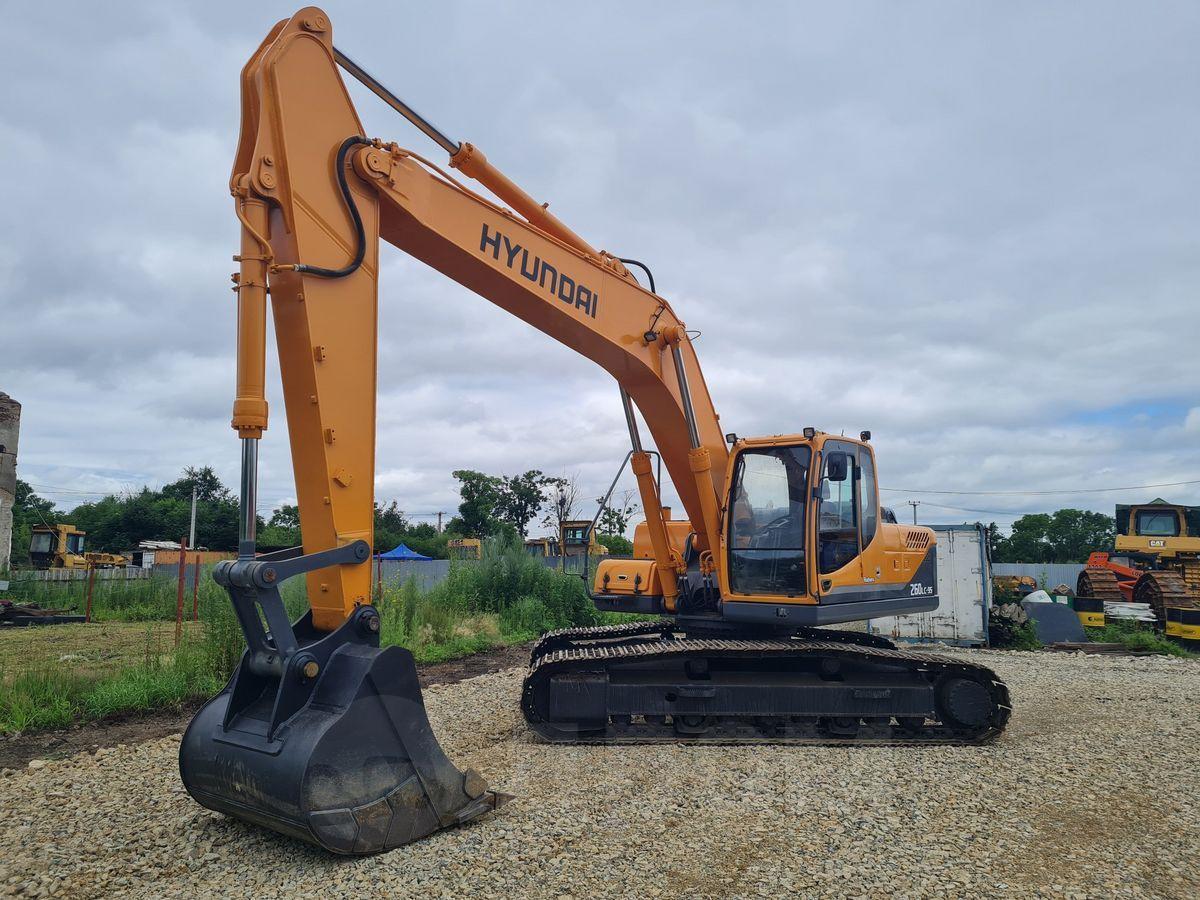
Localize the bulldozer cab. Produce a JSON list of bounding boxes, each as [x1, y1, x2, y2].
[[1115, 500, 1200, 558], [29, 524, 86, 569]]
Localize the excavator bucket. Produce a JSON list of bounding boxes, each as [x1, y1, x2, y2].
[[179, 544, 509, 854]]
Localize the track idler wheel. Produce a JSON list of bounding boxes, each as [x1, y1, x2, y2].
[[936, 676, 994, 730], [180, 640, 510, 854]]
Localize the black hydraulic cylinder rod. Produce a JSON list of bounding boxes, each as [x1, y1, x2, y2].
[[670, 344, 702, 450], [334, 48, 460, 156]]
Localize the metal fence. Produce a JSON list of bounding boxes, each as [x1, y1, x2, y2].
[[12, 567, 152, 583], [378, 559, 453, 591], [376, 555, 605, 591], [992, 562, 1084, 590]]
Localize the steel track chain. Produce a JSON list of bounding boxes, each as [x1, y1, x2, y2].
[[522, 636, 1011, 746], [529, 620, 675, 666]]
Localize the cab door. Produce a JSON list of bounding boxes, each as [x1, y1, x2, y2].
[[813, 440, 863, 598]]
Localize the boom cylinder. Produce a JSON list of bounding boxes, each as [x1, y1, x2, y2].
[[620, 388, 643, 453], [670, 338, 722, 558], [631, 451, 680, 609]]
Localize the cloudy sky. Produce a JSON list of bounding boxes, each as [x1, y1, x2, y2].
[[3, 1, 1198, 533]]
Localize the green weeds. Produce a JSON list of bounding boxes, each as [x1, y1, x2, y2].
[[1, 532, 642, 734]]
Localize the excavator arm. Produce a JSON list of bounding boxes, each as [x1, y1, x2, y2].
[[182, 6, 729, 855], [228, 8, 725, 631]]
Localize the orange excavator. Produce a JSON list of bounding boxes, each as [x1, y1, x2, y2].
[[179, 8, 1011, 855]]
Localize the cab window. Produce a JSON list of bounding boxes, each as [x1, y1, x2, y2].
[[819, 443, 859, 574], [728, 446, 811, 596], [859, 449, 878, 548], [1136, 510, 1179, 537], [66, 534, 85, 554]]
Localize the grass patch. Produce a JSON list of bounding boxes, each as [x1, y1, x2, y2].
[[0, 634, 225, 734], [375, 531, 636, 661], [0, 532, 650, 734], [1085, 619, 1195, 658]]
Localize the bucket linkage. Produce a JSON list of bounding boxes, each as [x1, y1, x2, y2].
[[179, 541, 510, 854]]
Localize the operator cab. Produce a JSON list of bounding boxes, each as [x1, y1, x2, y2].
[[594, 430, 937, 630], [720, 432, 889, 622]]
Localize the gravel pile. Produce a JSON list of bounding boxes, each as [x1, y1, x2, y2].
[[2, 649, 1197, 898]]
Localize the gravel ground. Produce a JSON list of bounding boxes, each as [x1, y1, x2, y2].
[[2, 648, 1197, 899]]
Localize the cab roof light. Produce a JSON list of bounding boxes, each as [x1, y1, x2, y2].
[[802, 427, 816, 440], [860, 430, 871, 442]]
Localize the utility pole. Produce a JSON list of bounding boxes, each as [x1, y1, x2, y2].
[[436, 511, 443, 533], [188, 485, 198, 549], [907, 500, 920, 524]]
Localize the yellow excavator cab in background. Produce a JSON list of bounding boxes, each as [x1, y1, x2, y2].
[[29, 524, 127, 570], [445, 537, 482, 560], [179, 8, 1010, 856]]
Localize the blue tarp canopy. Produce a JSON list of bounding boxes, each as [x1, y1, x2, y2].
[[375, 543, 432, 561]]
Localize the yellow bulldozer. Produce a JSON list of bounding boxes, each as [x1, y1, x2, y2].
[[28, 524, 127, 570], [1076, 499, 1200, 640]]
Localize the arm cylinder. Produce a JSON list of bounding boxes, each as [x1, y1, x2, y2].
[[449, 142, 601, 259], [238, 437, 259, 557], [231, 189, 270, 438]]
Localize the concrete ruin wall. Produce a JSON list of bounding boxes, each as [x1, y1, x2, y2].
[[0, 392, 20, 572]]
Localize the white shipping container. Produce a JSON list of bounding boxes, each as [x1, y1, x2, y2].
[[867, 524, 991, 646]]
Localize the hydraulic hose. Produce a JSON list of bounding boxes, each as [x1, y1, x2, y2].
[[284, 135, 370, 279], [617, 258, 656, 294]]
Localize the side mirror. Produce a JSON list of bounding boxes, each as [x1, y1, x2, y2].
[[825, 451, 849, 482]]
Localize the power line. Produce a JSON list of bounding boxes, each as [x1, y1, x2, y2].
[[914, 501, 1033, 517], [24, 482, 127, 496], [881, 478, 1200, 497]]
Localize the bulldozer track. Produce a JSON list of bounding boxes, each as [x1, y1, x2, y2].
[[1133, 571, 1200, 625], [1076, 566, 1125, 604], [522, 627, 1010, 746]]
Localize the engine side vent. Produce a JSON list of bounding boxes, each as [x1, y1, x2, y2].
[[905, 530, 931, 551]]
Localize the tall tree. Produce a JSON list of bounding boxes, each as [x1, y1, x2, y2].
[[596, 488, 639, 536], [993, 509, 1115, 563], [268, 504, 300, 530], [497, 470, 551, 537], [374, 500, 411, 551], [259, 503, 301, 548], [161, 466, 233, 504], [542, 474, 582, 538], [63, 468, 244, 552], [451, 469, 504, 538]]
